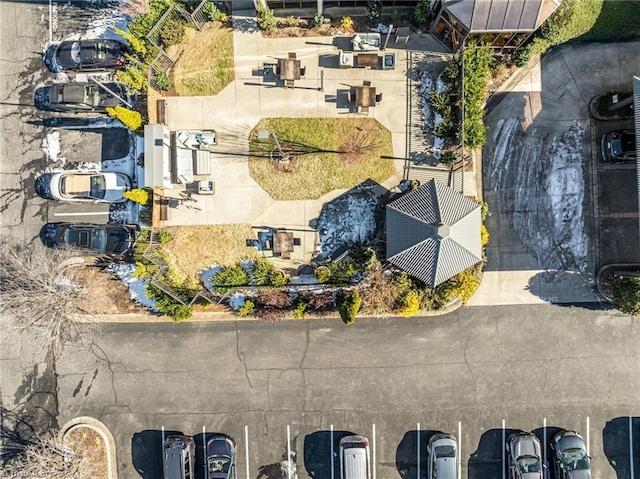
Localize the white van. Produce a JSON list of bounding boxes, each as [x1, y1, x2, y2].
[[339, 435, 371, 479]]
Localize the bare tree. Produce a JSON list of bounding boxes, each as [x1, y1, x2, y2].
[[116, 0, 150, 16], [0, 241, 88, 357], [1, 430, 93, 479]]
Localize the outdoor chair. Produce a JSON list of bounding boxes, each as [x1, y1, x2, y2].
[[300, 66, 306, 76], [363, 80, 371, 86], [375, 92, 383, 103]]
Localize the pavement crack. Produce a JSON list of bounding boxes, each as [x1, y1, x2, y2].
[[235, 320, 253, 388], [458, 316, 478, 407], [299, 321, 310, 412], [88, 340, 118, 405]]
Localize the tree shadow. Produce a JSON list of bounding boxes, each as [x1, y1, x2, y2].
[[468, 428, 517, 479], [603, 416, 640, 479], [395, 429, 442, 478], [131, 429, 183, 478], [303, 429, 355, 479]]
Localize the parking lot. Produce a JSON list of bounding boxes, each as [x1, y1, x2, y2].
[[54, 306, 640, 478]]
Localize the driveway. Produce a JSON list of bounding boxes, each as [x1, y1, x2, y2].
[[470, 41, 640, 306]]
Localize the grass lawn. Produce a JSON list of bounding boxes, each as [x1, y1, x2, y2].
[[162, 224, 257, 278], [173, 22, 234, 96], [578, 0, 640, 41], [249, 118, 395, 200]]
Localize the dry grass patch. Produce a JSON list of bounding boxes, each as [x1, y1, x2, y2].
[[173, 22, 234, 96], [162, 224, 258, 278], [249, 118, 394, 200]]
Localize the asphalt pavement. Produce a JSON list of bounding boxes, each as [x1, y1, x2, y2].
[[51, 304, 640, 479]]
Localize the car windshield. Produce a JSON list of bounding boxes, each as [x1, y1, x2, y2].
[[560, 449, 590, 471], [208, 457, 230, 473], [70, 41, 81, 64], [89, 175, 106, 199], [516, 456, 541, 473], [435, 445, 456, 458]]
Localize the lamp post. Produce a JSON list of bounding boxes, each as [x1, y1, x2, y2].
[[257, 129, 291, 163]]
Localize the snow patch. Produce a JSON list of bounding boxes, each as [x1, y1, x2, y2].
[[42, 131, 64, 164], [201, 264, 223, 293], [107, 263, 158, 311]]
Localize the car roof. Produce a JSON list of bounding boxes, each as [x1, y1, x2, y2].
[[435, 456, 457, 479]]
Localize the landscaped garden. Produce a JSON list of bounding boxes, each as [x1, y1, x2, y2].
[[249, 118, 395, 200]]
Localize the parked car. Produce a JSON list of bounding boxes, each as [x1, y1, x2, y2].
[[54, 39, 127, 71], [41, 81, 127, 113], [600, 129, 637, 162], [551, 430, 592, 479], [507, 432, 543, 479], [49, 171, 131, 203], [339, 435, 371, 479], [427, 433, 457, 479], [40, 223, 136, 255], [163, 435, 195, 479], [206, 435, 236, 479]]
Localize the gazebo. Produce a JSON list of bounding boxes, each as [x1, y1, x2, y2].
[[386, 179, 482, 286]]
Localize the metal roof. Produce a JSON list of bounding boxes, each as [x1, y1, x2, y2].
[[386, 179, 482, 286], [443, 0, 562, 32], [634, 76, 640, 239]]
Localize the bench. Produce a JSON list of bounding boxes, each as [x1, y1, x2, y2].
[[351, 33, 381, 51]]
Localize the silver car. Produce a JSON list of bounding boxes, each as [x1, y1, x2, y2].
[[427, 433, 457, 479], [507, 432, 543, 479], [551, 430, 591, 479]]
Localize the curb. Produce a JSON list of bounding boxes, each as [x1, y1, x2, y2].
[[60, 417, 118, 479], [595, 263, 640, 303], [588, 94, 634, 121]]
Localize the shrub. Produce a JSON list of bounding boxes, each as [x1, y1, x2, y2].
[[429, 89, 452, 115], [462, 45, 492, 149], [442, 268, 481, 305], [350, 244, 381, 272], [474, 199, 491, 221], [213, 266, 249, 293], [306, 291, 335, 315], [610, 276, 640, 316], [105, 106, 143, 132], [313, 13, 325, 28], [238, 299, 255, 317], [443, 61, 460, 81], [441, 149, 458, 167], [157, 230, 174, 244], [270, 270, 288, 286], [285, 15, 298, 27], [397, 290, 420, 317], [435, 115, 456, 139], [256, 3, 277, 30], [160, 18, 186, 48], [123, 188, 150, 206], [413, 0, 432, 25], [480, 224, 489, 247], [292, 295, 307, 319], [361, 269, 399, 314], [314, 266, 330, 283], [328, 261, 358, 284], [256, 291, 291, 323], [252, 257, 276, 286], [114, 26, 147, 56], [338, 289, 362, 325], [155, 71, 171, 91], [340, 16, 354, 31], [391, 9, 401, 24], [146, 284, 193, 322], [511, 44, 532, 67], [203, 2, 227, 22], [367, 0, 382, 23], [116, 60, 148, 94]]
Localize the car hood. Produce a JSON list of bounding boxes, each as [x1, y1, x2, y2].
[[556, 434, 584, 453], [512, 438, 540, 458], [104, 226, 135, 254], [103, 173, 131, 202]]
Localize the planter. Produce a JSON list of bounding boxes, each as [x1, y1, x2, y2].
[[61, 417, 117, 479]]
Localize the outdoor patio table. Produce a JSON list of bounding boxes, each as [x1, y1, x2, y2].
[[355, 85, 377, 108], [273, 230, 294, 255], [278, 58, 301, 82], [356, 53, 378, 68]]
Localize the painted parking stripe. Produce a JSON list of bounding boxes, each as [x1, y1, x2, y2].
[[245, 425, 250, 479], [543, 418, 547, 479], [162, 425, 165, 450], [287, 425, 292, 479], [417, 423, 420, 479], [202, 426, 207, 471], [330, 424, 334, 479], [502, 419, 506, 479], [53, 211, 111, 216], [372, 423, 377, 479], [630, 416, 635, 479], [458, 421, 462, 479], [586, 416, 590, 457]]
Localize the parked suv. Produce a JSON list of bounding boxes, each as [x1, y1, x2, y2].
[[339, 435, 371, 479], [163, 435, 195, 479], [427, 433, 457, 479]]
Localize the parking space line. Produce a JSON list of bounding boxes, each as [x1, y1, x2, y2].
[[202, 426, 207, 471], [287, 425, 292, 479], [502, 419, 506, 479], [245, 425, 249, 479], [330, 424, 334, 479], [416, 422, 420, 479], [458, 421, 462, 479], [372, 423, 377, 479], [630, 416, 635, 479], [53, 211, 111, 216], [586, 416, 590, 457], [161, 426, 165, 449], [543, 418, 547, 479]]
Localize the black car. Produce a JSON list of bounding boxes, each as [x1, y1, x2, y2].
[[39, 82, 127, 113], [54, 39, 127, 71], [600, 129, 636, 162], [206, 435, 236, 479], [40, 223, 136, 255]]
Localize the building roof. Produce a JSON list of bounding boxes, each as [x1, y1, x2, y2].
[[386, 179, 482, 286], [444, 0, 562, 32], [633, 76, 640, 239]]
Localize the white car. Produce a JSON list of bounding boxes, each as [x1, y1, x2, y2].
[[339, 435, 371, 479], [49, 171, 131, 203], [427, 433, 457, 479]]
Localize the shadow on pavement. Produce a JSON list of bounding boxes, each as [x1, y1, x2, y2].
[[131, 429, 183, 478], [468, 428, 517, 479], [303, 429, 355, 479], [395, 429, 441, 478], [603, 416, 640, 479]]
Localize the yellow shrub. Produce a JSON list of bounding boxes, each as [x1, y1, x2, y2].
[[106, 106, 142, 131], [397, 290, 420, 317], [341, 16, 354, 31], [481, 223, 489, 246]]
